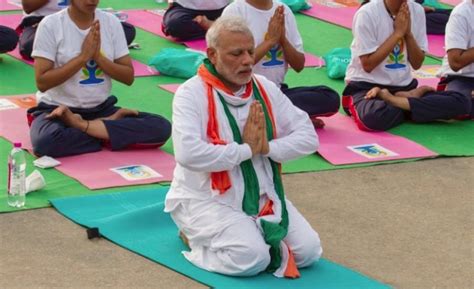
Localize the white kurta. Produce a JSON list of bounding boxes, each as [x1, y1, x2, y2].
[[165, 73, 322, 276]]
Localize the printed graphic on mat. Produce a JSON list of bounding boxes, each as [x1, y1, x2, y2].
[[412, 65, 441, 79], [347, 143, 398, 159], [111, 165, 163, 181]]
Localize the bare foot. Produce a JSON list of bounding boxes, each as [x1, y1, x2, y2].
[[46, 105, 88, 131], [364, 87, 381, 99], [179, 230, 189, 248], [394, 86, 435, 98], [102, 108, 139, 121], [311, 117, 325, 128], [193, 15, 213, 30], [379, 89, 411, 111]]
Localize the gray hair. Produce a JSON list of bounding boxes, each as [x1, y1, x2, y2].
[[206, 16, 253, 49]]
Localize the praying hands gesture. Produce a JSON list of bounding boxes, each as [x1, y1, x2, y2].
[[80, 20, 101, 62], [266, 6, 285, 47], [393, 2, 410, 39], [243, 102, 269, 156]]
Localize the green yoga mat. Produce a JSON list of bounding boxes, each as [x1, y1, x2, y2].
[[51, 187, 391, 289], [0, 137, 168, 213]]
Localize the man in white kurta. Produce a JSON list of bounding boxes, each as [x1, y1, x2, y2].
[[164, 16, 322, 278]]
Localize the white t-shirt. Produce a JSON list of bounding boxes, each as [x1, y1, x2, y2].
[[175, 0, 230, 10], [222, 0, 304, 86], [25, 0, 68, 17], [32, 9, 129, 108], [345, 0, 428, 86], [438, 0, 474, 78]]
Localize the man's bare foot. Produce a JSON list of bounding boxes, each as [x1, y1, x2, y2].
[[394, 86, 435, 98], [46, 105, 88, 131], [311, 117, 325, 128], [102, 108, 139, 121], [364, 87, 381, 99], [179, 230, 189, 248], [193, 15, 213, 30], [379, 88, 411, 110]]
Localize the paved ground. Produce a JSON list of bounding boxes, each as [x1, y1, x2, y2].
[[0, 157, 473, 289]]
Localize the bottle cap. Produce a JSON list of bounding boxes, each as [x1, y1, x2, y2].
[[13, 142, 22, 148]]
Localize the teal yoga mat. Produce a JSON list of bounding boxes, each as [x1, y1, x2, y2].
[[51, 188, 391, 289]]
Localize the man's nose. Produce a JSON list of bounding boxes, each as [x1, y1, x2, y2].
[[242, 51, 254, 65]]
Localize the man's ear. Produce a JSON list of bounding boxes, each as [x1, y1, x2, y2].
[[207, 47, 217, 65]]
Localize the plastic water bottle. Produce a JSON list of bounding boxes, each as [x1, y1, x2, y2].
[[7, 142, 26, 208]]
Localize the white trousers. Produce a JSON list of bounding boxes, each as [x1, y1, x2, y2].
[[169, 198, 323, 276]]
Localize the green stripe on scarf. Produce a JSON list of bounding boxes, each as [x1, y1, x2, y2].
[[210, 62, 289, 272]]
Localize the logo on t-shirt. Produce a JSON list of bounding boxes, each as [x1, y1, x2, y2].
[[262, 44, 284, 67], [385, 39, 406, 70], [80, 60, 104, 85], [58, 0, 69, 7]]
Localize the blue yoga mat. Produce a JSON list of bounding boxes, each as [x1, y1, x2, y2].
[[51, 188, 391, 289]]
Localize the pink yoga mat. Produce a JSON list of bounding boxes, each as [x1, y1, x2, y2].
[[159, 84, 180, 94], [126, 9, 168, 38], [301, 2, 357, 29], [316, 114, 437, 165], [56, 149, 175, 189], [0, 0, 21, 11], [0, 12, 21, 29], [412, 65, 441, 88], [132, 60, 160, 77], [0, 95, 35, 150], [439, 0, 461, 6], [427, 34, 445, 58]]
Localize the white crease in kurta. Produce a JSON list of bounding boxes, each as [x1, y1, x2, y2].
[[165, 74, 322, 276]]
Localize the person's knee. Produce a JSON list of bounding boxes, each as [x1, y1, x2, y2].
[[121, 22, 136, 45], [326, 89, 341, 114], [357, 109, 403, 131], [19, 32, 35, 59], [145, 114, 172, 143], [163, 13, 204, 40], [31, 130, 61, 157], [0, 26, 18, 53], [222, 239, 271, 276], [292, 230, 323, 268]]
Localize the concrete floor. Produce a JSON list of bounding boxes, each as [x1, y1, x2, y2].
[[0, 157, 473, 289]]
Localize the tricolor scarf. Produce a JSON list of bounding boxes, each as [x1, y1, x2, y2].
[[197, 59, 300, 278]]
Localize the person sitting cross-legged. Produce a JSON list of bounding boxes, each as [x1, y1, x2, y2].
[[222, 0, 341, 128], [28, 0, 171, 157], [342, 0, 470, 131], [437, 0, 474, 119]]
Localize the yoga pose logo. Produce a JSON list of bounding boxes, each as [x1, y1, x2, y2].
[[263, 44, 284, 67], [385, 40, 406, 69], [348, 143, 398, 159], [58, 0, 69, 7], [80, 60, 104, 85], [262, 33, 284, 67]]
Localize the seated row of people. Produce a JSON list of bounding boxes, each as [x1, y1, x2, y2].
[[0, 0, 472, 157]]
